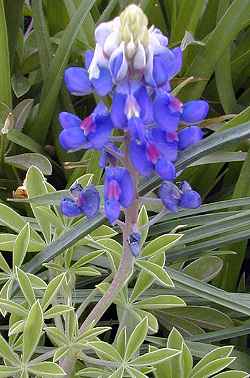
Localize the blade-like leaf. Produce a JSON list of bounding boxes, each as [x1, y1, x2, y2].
[[125, 317, 148, 361], [130, 348, 180, 367], [28, 362, 65, 376], [22, 301, 43, 363], [13, 224, 30, 267]]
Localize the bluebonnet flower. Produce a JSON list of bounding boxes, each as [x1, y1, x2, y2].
[[61, 184, 100, 218], [59, 103, 113, 151], [160, 181, 201, 212], [59, 4, 209, 229], [128, 232, 141, 257], [104, 167, 134, 223]]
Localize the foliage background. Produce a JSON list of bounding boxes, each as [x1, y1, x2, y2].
[[0, 0, 250, 377]]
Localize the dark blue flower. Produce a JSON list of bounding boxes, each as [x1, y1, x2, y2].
[[153, 94, 182, 132], [178, 126, 203, 150], [109, 43, 128, 82], [60, 184, 100, 219], [85, 50, 113, 96], [181, 100, 209, 124], [58, 103, 113, 152], [104, 167, 135, 223], [128, 232, 141, 257], [160, 181, 201, 212], [129, 128, 177, 179]]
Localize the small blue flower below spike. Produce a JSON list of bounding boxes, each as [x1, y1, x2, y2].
[[128, 232, 141, 257]]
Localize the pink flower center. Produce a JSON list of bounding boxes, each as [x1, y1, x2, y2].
[[80, 116, 96, 135], [169, 96, 183, 113], [166, 131, 178, 142], [107, 179, 121, 201], [146, 143, 160, 164]]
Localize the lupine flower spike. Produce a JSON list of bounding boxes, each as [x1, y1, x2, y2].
[[59, 4, 208, 256]]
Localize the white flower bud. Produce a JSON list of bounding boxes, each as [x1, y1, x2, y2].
[[133, 42, 146, 70], [103, 31, 121, 57]]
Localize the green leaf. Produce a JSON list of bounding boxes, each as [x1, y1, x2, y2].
[[16, 267, 36, 306], [5, 153, 52, 175], [142, 234, 183, 257], [76, 367, 110, 377], [13, 224, 30, 267], [125, 317, 148, 361], [73, 267, 101, 277], [130, 253, 165, 303], [182, 256, 223, 282], [131, 348, 180, 367], [134, 309, 159, 334], [78, 326, 111, 342], [192, 357, 236, 378], [214, 372, 249, 378], [109, 367, 124, 378], [192, 346, 234, 375], [0, 252, 10, 273], [44, 305, 73, 319], [0, 0, 12, 109], [8, 319, 24, 336], [88, 341, 122, 362], [115, 327, 127, 358], [127, 366, 148, 378], [138, 205, 149, 247], [28, 362, 65, 376], [0, 203, 43, 244], [0, 366, 20, 377], [7, 129, 44, 153], [167, 328, 193, 378], [12, 99, 33, 131], [22, 301, 43, 362], [0, 333, 20, 365], [32, 0, 96, 143], [45, 327, 68, 346], [0, 298, 27, 317], [41, 273, 66, 310], [135, 295, 186, 310], [26, 273, 47, 290], [71, 250, 104, 269], [53, 346, 69, 363], [136, 261, 174, 288]]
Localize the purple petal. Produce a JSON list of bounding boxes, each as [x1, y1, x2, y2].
[[150, 128, 178, 162], [182, 100, 209, 124], [79, 186, 100, 218], [159, 181, 181, 212], [111, 91, 127, 129], [129, 141, 153, 176], [59, 112, 81, 129], [179, 190, 201, 209], [109, 44, 128, 82], [60, 198, 82, 217], [59, 128, 86, 151], [153, 94, 180, 132], [118, 169, 135, 208], [64, 67, 92, 96], [91, 67, 113, 96], [105, 199, 121, 224], [155, 159, 176, 180], [88, 115, 113, 150], [178, 126, 203, 150], [128, 117, 145, 143]]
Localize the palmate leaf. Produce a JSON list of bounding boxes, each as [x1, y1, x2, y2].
[[13, 121, 250, 282]]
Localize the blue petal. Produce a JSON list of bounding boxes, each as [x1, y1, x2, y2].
[[109, 45, 128, 82], [129, 141, 153, 176], [105, 199, 121, 224], [150, 128, 178, 162], [118, 168, 135, 208], [182, 100, 209, 124], [60, 198, 82, 217], [64, 67, 92, 96], [111, 91, 127, 129], [85, 50, 94, 69], [153, 94, 180, 132], [168, 47, 182, 79], [93, 102, 108, 117], [178, 126, 203, 150], [128, 232, 141, 257], [153, 48, 177, 86], [179, 190, 201, 209], [59, 128, 86, 151], [133, 85, 153, 124], [155, 159, 176, 180], [59, 112, 81, 129], [79, 186, 100, 218], [159, 181, 181, 212], [88, 115, 113, 150], [91, 67, 113, 96], [128, 117, 145, 143]]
